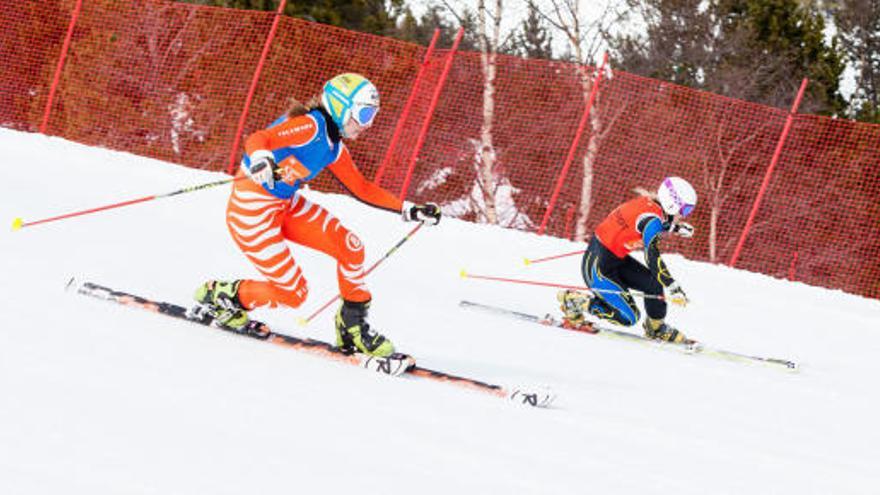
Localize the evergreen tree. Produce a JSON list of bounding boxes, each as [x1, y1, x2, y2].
[[610, 0, 715, 87], [722, 0, 846, 113], [391, 5, 477, 49], [181, 0, 480, 49], [180, 0, 402, 36], [510, 3, 553, 60], [609, 0, 846, 114], [833, 0, 880, 123]]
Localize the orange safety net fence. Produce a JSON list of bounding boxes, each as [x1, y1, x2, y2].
[[2, 0, 879, 299]]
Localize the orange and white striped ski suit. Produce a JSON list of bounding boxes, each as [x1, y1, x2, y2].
[[228, 107, 402, 311]]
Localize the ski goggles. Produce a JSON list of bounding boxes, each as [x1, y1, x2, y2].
[[663, 178, 695, 217], [680, 203, 695, 217], [352, 104, 378, 127]]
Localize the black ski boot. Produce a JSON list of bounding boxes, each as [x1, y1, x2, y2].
[[335, 300, 395, 357]]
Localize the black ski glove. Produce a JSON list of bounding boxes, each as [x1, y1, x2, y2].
[[402, 201, 441, 226], [245, 150, 279, 188]]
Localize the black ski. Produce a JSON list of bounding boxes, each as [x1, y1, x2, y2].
[[66, 279, 555, 406]]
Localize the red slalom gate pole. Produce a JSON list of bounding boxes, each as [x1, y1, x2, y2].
[[299, 223, 425, 325], [40, 0, 84, 133], [374, 29, 440, 185], [523, 249, 586, 266], [12, 175, 246, 231], [460, 270, 668, 301], [399, 27, 464, 200], [538, 52, 609, 235], [225, 0, 288, 175], [788, 251, 799, 281], [729, 78, 808, 267]]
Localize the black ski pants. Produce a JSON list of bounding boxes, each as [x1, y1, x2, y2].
[[580, 236, 666, 326]]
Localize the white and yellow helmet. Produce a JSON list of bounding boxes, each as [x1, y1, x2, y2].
[[321, 73, 380, 137]]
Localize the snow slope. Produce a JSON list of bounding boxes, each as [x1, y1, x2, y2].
[[1, 128, 878, 494]]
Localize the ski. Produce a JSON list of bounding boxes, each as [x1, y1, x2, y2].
[[459, 300, 798, 371], [67, 279, 554, 407]]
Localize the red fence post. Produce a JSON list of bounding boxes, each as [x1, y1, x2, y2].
[[729, 78, 809, 267], [40, 0, 84, 134], [374, 29, 440, 185], [537, 52, 608, 235], [225, 0, 288, 175], [564, 203, 576, 240], [788, 251, 799, 281], [398, 27, 464, 200]]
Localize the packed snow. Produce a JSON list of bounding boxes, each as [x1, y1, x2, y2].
[[1, 128, 878, 494]]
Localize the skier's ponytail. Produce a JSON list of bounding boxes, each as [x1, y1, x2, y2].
[[286, 96, 322, 118], [632, 186, 658, 200]]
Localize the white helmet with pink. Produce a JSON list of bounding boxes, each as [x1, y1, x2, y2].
[[657, 177, 697, 217]]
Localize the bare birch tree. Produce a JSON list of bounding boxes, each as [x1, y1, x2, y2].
[[697, 106, 778, 261], [475, 0, 502, 223], [110, 1, 234, 157], [441, 0, 513, 224], [834, 0, 880, 122], [530, 0, 625, 240]]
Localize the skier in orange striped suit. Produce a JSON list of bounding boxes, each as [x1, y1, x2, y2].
[[193, 73, 441, 357], [557, 177, 697, 343]]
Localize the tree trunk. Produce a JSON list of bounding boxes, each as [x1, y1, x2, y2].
[[476, 0, 500, 224], [709, 201, 719, 262], [575, 86, 606, 241], [574, 64, 596, 241], [479, 58, 498, 224]]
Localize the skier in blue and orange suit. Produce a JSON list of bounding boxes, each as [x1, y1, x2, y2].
[[194, 73, 441, 357], [558, 177, 697, 343]]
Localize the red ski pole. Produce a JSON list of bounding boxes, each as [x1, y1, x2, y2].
[[523, 249, 586, 266], [298, 222, 425, 326], [460, 270, 669, 301], [12, 175, 247, 231]]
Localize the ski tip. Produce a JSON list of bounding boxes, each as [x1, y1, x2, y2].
[[523, 257, 531, 266], [359, 353, 415, 376], [509, 387, 556, 408], [684, 340, 703, 353], [296, 316, 309, 327], [11, 217, 23, 231], [459, 268, 468, 279], [64, 277, 79, 292]]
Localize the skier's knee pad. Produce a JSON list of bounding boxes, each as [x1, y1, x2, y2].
[[335, 230, 365, 266]]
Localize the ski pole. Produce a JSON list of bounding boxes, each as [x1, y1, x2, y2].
[[11, 175, 247, 231], [523, 249, 586, 266], [299, 222, 425, 326], [459, 270, 669, 301]]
